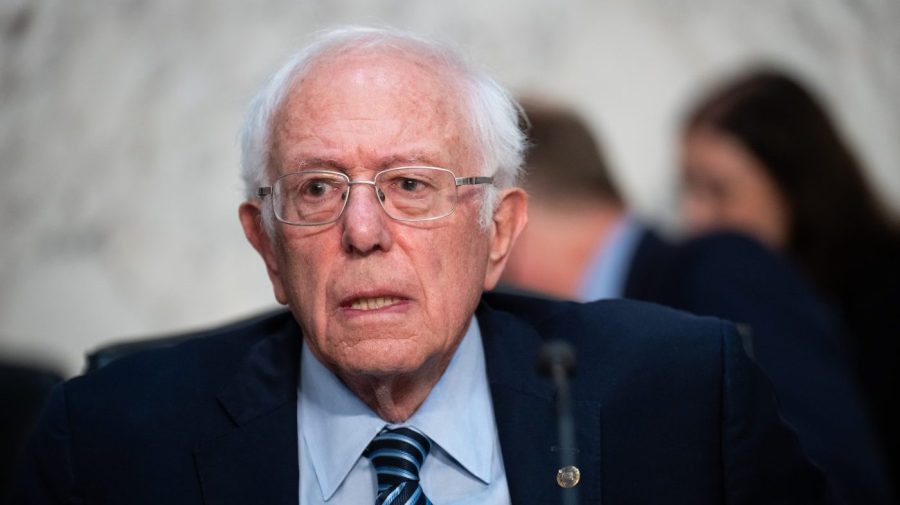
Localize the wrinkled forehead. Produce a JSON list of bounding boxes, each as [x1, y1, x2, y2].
[[270, 47, 476, 167]]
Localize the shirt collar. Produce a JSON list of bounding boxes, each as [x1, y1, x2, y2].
[[299, 339, 384, 501], [299, 316, 494, 500], [406, 317, 494, 484]]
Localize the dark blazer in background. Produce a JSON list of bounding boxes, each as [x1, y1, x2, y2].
[[624, 230, 891, 504], [835, 243, 900, 495], [13, 294, 832, 504]]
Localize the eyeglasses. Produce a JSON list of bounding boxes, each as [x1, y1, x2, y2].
[[256, 166, 493, 226]]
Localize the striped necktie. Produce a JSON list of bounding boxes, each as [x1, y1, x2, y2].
[[363, 426, 434, 505]]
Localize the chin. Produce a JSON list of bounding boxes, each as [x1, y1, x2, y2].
[[337, 338, 433, 377]]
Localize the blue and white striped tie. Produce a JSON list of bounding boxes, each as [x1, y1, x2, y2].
[[364, 426, 434, 505]]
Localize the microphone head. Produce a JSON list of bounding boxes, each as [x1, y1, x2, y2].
[[537, 340, 577, 377]]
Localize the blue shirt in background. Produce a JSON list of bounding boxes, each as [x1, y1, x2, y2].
[[579, 215, 644, 300]]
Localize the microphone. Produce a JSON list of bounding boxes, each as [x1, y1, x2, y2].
[[537, 340, 579, 505]]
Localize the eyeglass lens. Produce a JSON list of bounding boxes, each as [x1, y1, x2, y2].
[[273, 167, 458, 225]]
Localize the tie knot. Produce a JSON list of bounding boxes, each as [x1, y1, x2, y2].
[[364, 426, 433, 505]]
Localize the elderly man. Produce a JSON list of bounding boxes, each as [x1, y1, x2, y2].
[[15, 28, 832, 504]]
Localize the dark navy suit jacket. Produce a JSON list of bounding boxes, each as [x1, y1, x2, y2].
[[623, 230, 890, 504], [14, 294, 833, 504]]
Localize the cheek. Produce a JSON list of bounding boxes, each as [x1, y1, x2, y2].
[[453, 225, 491, 299], [682, 190, 712, 221], [413, 220, 489, 310], [729, 180, 790, 248], [724, 171, 771, 219], [682, 174, 727, 231], [275, 234, 334, 312]]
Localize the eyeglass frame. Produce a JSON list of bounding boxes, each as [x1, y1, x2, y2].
[[256, 166, 494, 226]]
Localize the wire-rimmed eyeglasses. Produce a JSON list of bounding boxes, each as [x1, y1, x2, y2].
[[256, 166, 493, 226]]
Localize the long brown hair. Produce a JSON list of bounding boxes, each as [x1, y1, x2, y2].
[[684, 69, 900, 304]]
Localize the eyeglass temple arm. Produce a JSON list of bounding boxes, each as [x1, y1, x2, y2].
[[256, 187, 272, 198], [455, 176, 493, 186]]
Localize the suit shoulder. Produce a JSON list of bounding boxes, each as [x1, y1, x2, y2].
[[483, 290, 732, 348], [67, 308, 294, 405], [481, 293, 741, 412], [571, 298, 734, 351]]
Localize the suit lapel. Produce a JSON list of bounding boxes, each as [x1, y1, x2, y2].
[[478, 299, 604, 504], [194, 315, 302, 505], [192, 298, 604, 504]]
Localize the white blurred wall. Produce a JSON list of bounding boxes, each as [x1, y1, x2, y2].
[[2, 0, 898, 375]]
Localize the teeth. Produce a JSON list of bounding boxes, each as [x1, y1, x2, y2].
[[350, 296, 399, 311]]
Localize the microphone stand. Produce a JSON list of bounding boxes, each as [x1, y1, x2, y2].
[[538, 340, 579, 505]]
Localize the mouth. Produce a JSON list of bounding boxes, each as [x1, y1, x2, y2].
[[342, 295, 406, 311]]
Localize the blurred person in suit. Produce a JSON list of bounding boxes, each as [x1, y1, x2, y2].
[[680, 68, 900, 493], [502, 98, 891, 504]]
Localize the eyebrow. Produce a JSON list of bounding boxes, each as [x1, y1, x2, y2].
[[295, 158, 345, 171], [380, 153, 445, 168], [290, 152, 448, 172]]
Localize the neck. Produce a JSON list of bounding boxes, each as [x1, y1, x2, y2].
[[338, 351, 454, 423]]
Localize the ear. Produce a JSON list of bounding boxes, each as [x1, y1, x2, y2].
[[483, 187, 528, 290], [238, 201, 288, 305]]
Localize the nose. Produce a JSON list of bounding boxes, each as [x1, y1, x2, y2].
[[340, 182, 394, 255]]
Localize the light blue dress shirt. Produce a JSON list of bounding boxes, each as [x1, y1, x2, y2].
[[297, 317, 511, 504], [578, 215, 644, 301]]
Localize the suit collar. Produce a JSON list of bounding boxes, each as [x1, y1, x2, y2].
[[193, 299, 604, 505], [194, 311, 301, 505], [215, 312, 301, 426], [478, 297, 604, 504]]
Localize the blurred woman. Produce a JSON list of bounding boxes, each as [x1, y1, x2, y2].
[[679, 68, 900, 492]]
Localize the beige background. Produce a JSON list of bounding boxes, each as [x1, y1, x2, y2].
[[2, 0, 899, 375]]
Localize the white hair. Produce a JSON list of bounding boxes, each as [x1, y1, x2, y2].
[[239, 26, 525, 230]]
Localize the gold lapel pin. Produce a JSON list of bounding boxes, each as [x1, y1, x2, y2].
[[556, 465, 581, 488]]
